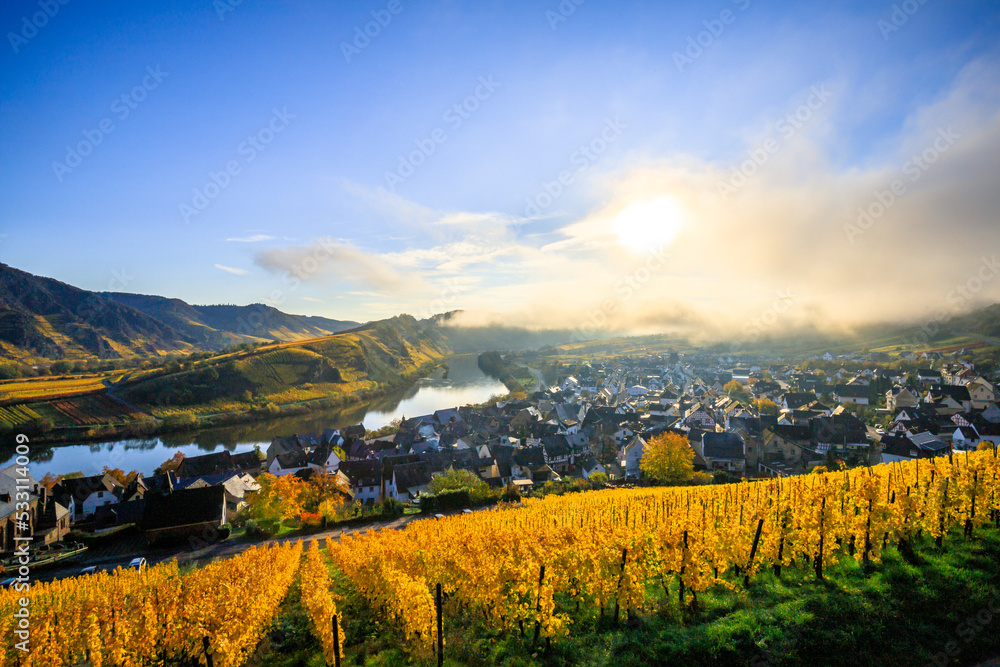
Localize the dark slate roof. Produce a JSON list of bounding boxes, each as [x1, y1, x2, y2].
[[231, 452, 261, 472], [541, 435, 571, 458], [338, 460, 381, 486], [928, 384, 972, 403], [140, 486, 225, 530], [834, 384, 870, 399], [394, 461, 432, 492], [772, 424, 813, 442], [434, 408, 463, 425], [275, 450, 311, 469], [95, 499, 146, 526], [176, 452, 235, 478], [702, 432, 744, 460], [174, 471, 244, 490], [782, 393, 817, 410], [514, 446, 546, 467], [810, 414, 868, 444]]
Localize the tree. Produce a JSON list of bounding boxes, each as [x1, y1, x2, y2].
[[301, 470, 352, 512], [429, 468, 487, 495], [154, 451, 185, 475], [248, 473, 308, 523], [723, 380, 744, 395], [639, 432, 694, 483], [39, 472, 61, 490], [103, 466, 138, 486], [754, 398, 780, 416]]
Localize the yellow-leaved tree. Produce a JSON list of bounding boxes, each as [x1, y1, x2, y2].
[[248, 473, 308, 523], [639, 432, 695, 483]]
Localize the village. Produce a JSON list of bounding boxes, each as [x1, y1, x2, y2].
[[3, 347, 998, 564]]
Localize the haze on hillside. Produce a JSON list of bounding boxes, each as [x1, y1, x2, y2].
[[2, 1, 999, 338]]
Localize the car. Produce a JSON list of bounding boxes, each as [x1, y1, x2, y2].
[[78, 566, 98, 576], [127, 557, 147, 571], [462, 509, 473, 514], [0, 578, 17, 588], [433, 514, 445, 520]]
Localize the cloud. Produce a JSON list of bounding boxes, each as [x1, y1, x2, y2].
[[260, 63, 1000, 337], [214, 264, 250, 276], [226, 234, 274, 243], [253, 237, 417, 294]]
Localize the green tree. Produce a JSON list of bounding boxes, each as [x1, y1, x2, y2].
[[639, 432, 694, 483], [429, 468, 487, 495]]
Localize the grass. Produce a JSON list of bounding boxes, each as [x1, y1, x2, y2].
[[259, 529, 1000, 666]]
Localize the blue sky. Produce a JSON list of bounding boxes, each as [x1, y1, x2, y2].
[[2, 0, 999, 334]]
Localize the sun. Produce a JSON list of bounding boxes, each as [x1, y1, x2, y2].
[[612, 196, 686, 253]]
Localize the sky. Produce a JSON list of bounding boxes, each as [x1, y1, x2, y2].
[[1, 0, 999, 339]]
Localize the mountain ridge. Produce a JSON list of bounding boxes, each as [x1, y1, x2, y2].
[[0, 263, 359, 361]]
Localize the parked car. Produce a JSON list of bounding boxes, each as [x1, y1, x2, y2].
[[128, 558, 147, 571], [462, 509, 473, 515], [433, 514, 445, 520], [78, 566, 98, 576], [0, 578, 17, 588]]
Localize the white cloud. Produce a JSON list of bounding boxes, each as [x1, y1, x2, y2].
[[214, 264, 251, 276], [226, 234, 274, 243]]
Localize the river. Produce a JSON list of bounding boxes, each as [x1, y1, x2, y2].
[[7, 355, 506, 480]]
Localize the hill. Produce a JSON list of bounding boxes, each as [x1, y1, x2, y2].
[[0, 263, 358, 362], [118, 314, 449, 417]]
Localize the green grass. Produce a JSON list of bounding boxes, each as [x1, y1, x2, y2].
[[259, 530, 1000, 666]]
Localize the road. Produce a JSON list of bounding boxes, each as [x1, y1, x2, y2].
[[525, 366, 547, 392]]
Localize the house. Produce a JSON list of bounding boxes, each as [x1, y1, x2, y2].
[[176, 452, 235, 478], [832, 384, 870, 405], [176, 472, 261, 521], [926, 384, 972, 413], [268, 450, 312, 477], [338, 460, 382, 504], [880, 433, 949, 463], [886, 386, 921, 411], [781, 393, 817, 411], [140, 485, 227, 544], [917, 368, 943, 385], [967, 378, 996, 410], [696, 432, 745, 472], [390, 462, 433, 501], [541, 435, 572, 473], [579, 456, 606, 479], [0, 465, 44, 553], [619, 435, 647, 478], [54, 473, 124, 520]]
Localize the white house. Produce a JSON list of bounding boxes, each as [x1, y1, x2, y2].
[[619, 436, 647, 477]]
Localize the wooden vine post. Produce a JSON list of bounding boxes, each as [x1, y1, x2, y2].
[[436, 583, 443, 667], [745, 518, 765, 587], [331, 614, 342, 667]]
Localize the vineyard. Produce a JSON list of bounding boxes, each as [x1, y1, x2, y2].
[[0, 541, 302, 667], [0, 375, 110, 402], [49, 395, 146, 426], [4, 450, 1000, 665], [0, 404, 40, 428], [325, 448, 1000, 658]]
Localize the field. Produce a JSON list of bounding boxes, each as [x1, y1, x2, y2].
[[0, 404, 40, 428], [48, 394, 146, 425], [0, 374, 111, 402]]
